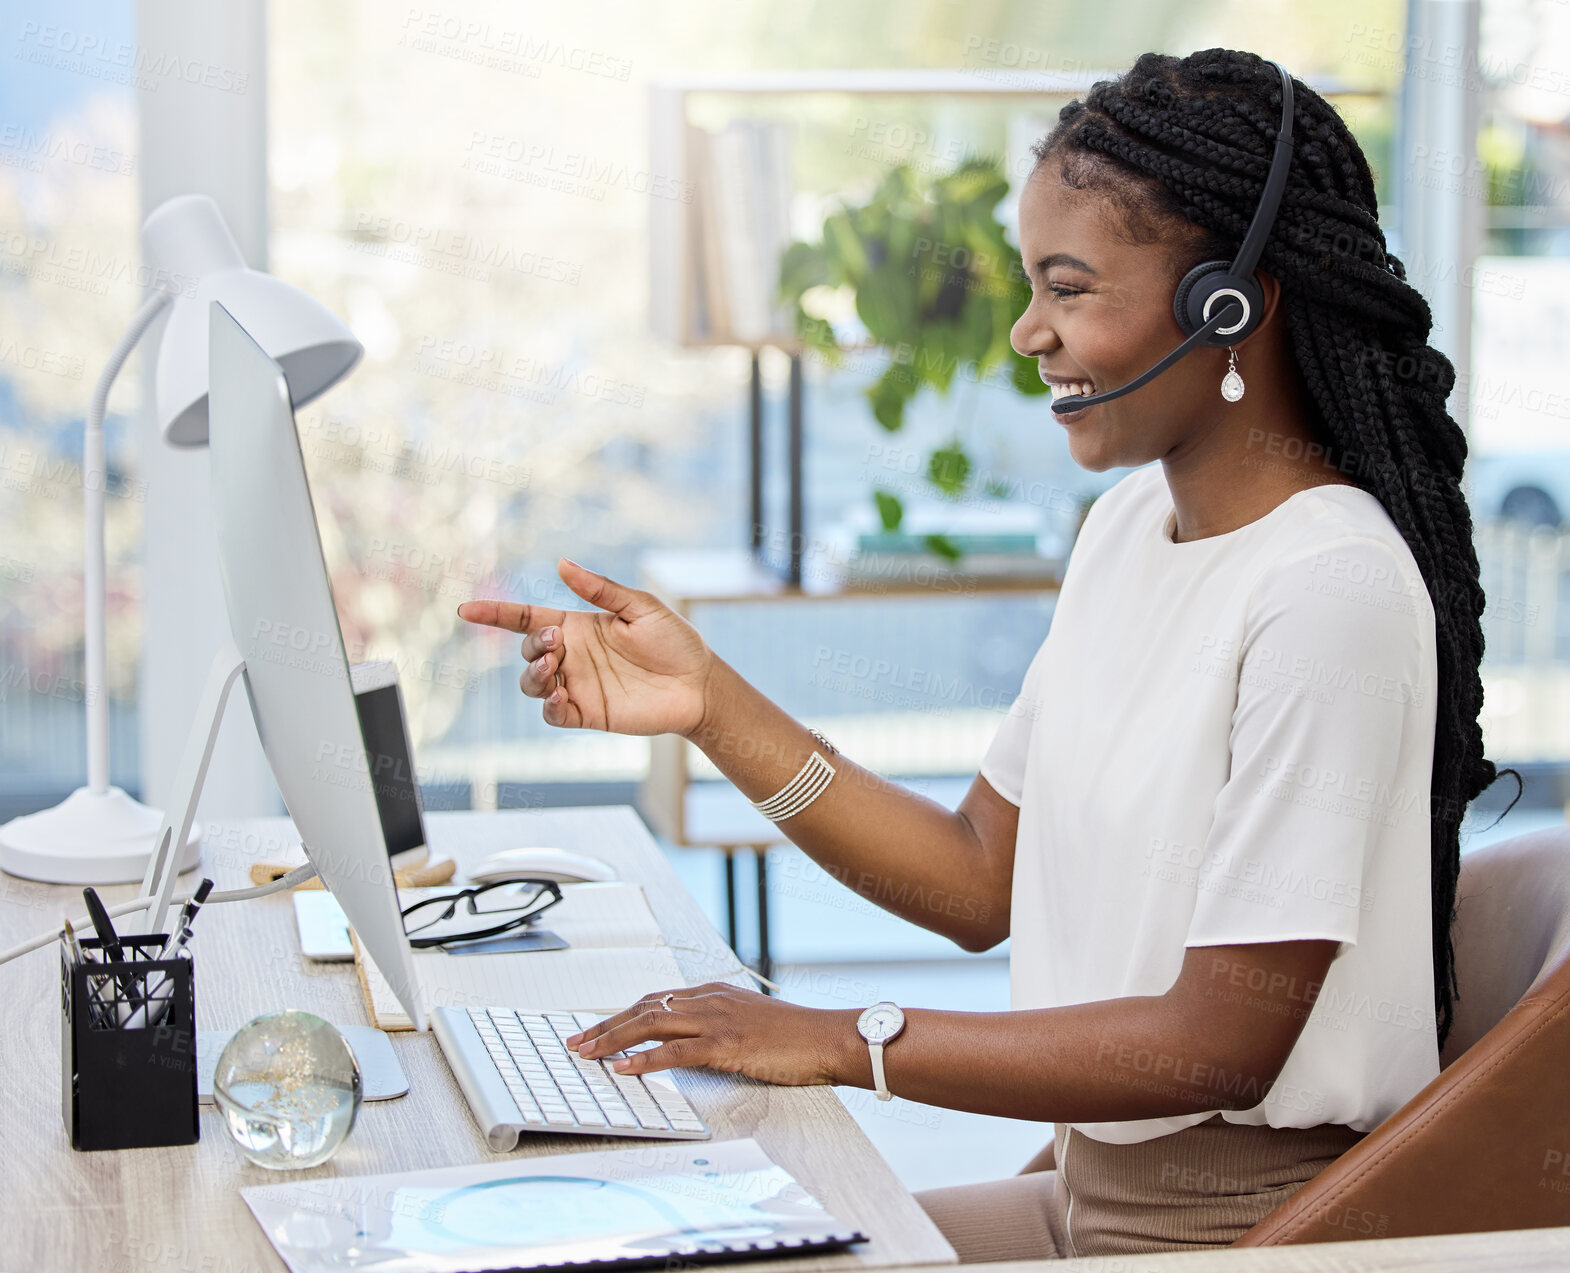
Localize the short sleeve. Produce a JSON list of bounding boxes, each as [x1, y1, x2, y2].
[[979, 641, 1048, 806], [1186, 538, 1432, 954]]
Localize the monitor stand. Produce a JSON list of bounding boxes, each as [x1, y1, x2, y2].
[[132, 639, 425, 1035], [134, 639, 251, 938]]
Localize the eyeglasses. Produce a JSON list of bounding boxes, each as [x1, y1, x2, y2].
[[400, 878, 564, 949]]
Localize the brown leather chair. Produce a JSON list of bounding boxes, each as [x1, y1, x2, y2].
[[1233, 824, 1570, 1245]]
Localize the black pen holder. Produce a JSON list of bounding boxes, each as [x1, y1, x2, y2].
[[61, 933, 199, 1151]]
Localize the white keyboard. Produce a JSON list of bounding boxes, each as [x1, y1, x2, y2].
[[432, 1005, 711, 1151]]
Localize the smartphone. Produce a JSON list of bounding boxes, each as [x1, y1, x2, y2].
[[350, 660, 428, 872]]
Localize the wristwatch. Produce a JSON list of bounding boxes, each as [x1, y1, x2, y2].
[[857, 1001, 906, 1101]]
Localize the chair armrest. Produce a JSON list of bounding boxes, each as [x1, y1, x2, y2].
[[1235, 961, 1570, 1245]]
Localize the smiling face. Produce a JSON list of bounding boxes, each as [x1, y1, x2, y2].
[[1010, 155, 1230, 472]]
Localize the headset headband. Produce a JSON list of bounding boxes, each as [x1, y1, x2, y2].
[[1233, 60, 1295, 282]]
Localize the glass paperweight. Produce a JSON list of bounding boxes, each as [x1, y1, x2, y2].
[[213, 1009, 363, 1169]]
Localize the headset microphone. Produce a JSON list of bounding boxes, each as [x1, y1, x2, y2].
[[1049, 58, 1296, 416]]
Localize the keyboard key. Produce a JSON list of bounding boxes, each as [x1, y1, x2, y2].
[[502, 1085, 545, 1124], [642, 1073, 692, 1110], [631, 1105, 671, 1131], [532, 1095, 573, 1116]]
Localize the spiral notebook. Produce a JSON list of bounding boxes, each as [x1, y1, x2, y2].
[[241, 1136, 868, 1273]]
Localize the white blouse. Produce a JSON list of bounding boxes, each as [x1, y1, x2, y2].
[[980, 462, 1441, 1143]]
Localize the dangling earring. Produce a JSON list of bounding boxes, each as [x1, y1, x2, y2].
[[1220, 347, 1245, 402]]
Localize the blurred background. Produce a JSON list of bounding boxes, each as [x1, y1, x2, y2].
[[2, 0, 1567, 1185]]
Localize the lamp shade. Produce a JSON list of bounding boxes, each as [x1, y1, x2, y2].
[[143, 194, 362, 446]]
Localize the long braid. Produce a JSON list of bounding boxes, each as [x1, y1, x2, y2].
[[1033, 49, 1518, 1050]]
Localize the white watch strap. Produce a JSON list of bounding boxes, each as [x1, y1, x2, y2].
[[869, 1039, 892, 1101]]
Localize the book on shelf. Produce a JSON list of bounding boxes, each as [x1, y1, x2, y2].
[[654, 113, 795, 346], [842, 549, 1064, 587]]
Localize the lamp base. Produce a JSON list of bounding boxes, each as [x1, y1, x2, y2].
[[0, 787, 202, 884]]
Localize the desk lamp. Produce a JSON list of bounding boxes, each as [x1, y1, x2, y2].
[[0, 194, 362, 885]]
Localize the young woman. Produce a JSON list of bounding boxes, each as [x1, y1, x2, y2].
[[458, 48, 1507, 1258]]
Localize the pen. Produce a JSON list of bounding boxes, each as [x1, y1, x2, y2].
[[81, 887, 123, 962], [61, 915, 85, 967], [82, 887, 134, 1023], [61, 921, 94, 1029], [61, 918, 101, 1028], [158, 878, 214, 958]]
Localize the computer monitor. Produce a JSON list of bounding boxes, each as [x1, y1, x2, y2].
[[207, 301, 425, 1030], [351, 660, 430, 869]]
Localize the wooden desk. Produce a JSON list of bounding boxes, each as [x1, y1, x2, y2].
[[0, 806, 956, 1273]]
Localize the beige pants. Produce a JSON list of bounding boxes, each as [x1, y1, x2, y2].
[[915, 1115, 1365, 1260]]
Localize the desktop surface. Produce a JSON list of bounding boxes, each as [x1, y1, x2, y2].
[[0, 805, 955, 1273], [6, 807, 1568, 1272]]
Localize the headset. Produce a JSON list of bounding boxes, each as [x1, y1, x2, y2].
[[1050, 58, 1295, 415]]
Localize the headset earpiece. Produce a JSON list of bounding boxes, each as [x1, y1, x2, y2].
[[1173, 259, 1263, 349]]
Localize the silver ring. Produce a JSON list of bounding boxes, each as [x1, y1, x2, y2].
[[659, 992, 675, 1011]]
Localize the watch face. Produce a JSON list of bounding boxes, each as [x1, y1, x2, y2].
[[858, 1002, 905, 1044]]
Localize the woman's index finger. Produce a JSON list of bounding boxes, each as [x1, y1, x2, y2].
[[456, 599, 566, 634]]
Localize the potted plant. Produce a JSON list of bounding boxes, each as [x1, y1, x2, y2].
[[778, 157, 1049, 561]]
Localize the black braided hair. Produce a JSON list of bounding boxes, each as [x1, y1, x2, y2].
[[1030, 48, 1520, 1051]]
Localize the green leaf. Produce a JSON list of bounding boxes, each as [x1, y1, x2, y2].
[[868, 364, 920, 433], [874, 489, 903, 531], [777, 239, 827, 300], [927, 443, 971, 497], [924, 533, 962, 561], [795, 313, 841, 359]]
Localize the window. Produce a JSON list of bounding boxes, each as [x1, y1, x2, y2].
[[0, 0, 142, 817]]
